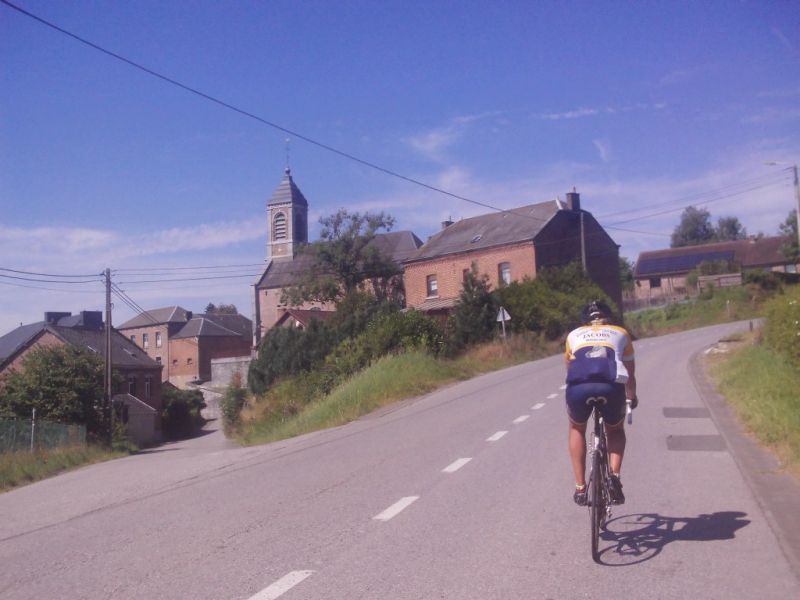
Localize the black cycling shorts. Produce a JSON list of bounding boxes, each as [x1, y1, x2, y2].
[[565, 381, 626, 425]]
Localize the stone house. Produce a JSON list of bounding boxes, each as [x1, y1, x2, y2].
[[0, 310, 164, 443], [117, 307, 252, 389], [633, 235, 798, 300], [403, 191, 623, 315]]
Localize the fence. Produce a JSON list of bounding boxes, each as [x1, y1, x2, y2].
[[0, 415, 86, 454]]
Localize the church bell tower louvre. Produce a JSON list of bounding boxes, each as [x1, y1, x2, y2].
[[266, 166, 309, 260]]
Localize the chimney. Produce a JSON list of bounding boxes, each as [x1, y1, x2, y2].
[[186, 311, 193, 321], [79, 310, 104, 330], [44, 311, 71, 324], [441, 219, 454, 230], [566, 188, 581, 212]]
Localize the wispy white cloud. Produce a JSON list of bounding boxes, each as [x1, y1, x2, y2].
[[744, 106, 800, 124], [659, 67, 705, 86], [534, 103, 666, 120], [406, 112, 503, 162], [757, 88, 800, 99], [593, 139, 613, 163], [771, 26, 793, 51]]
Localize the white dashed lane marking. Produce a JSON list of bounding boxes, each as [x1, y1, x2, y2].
[[249, 571, 314, 600], [547, 393, 558, 399], [442, 458, 472, 473], [373, 496, 419, 521], [559, 384, 567, 390], [487, 431, 508, 442], [532, 403, 545, 410], [513, 415, 530, 423]]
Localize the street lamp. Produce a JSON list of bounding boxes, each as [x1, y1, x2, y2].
[[765, 162, 800, 254]]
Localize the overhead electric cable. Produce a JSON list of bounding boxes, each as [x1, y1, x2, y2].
[[0, 0, 526, 220], [0, 272, 100, 284]]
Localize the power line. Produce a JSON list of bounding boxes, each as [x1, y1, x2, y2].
[[0, 266, 103, 278], [0, 0, 526, 220], [0, 272, 101, 284]]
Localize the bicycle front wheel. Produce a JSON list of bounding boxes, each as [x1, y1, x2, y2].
[[589, 447, 603, 562]]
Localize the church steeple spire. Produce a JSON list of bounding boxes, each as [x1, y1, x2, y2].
[[265, 166, 308, 259]]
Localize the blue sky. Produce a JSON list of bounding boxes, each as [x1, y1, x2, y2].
[[1, 0, 798, 334]]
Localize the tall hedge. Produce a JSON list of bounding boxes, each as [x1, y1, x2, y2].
[[763, 285, 800, 370]]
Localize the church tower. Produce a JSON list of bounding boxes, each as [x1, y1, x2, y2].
[[266, 166, 308, 259]]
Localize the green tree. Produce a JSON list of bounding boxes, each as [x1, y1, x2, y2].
[[205, 303, 238, 314], [619, 256, 635, 295], [714, 216, 748, 242], [671, 206, 715, 248], [779, 209, 799, 262], [161, 385, 206, 439], [281, 209, 399, 305], [442, 263, 498, 357], [0, 345, 104, 435]]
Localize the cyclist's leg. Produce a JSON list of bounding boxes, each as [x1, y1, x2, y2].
[[598, 382, 627, 472], [565, 384, 593, 488]]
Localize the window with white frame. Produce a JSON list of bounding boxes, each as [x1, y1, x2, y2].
[[130, 334, 136, 344], [142, 332, 149, 349], [145, 376, 152, 398], [155, 331, 162, 347], [426, 274, 438, 297], [498, 262, 511, 285], [128, 376, 137, 396]]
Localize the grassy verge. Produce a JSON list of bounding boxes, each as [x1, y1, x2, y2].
[[0, 444, 129, 494], [625, 286, 765, 339], [236, 334, 560, 446], [707, 334, 800, 480]]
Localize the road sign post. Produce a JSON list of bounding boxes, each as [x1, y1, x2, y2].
[[496, 307, 511, 340]]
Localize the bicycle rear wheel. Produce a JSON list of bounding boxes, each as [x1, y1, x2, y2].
[[589, 444, 603, 562]]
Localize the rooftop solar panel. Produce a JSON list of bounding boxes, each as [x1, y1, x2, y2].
[[637, 250, 735, 276]]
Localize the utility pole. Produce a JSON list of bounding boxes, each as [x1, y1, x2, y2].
[[765, 162, 800, 253], [104, 268, 113, 446], [580, 212, 587, 270]]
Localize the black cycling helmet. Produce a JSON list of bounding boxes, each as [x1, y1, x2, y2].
[[581, 300, 613, 325]]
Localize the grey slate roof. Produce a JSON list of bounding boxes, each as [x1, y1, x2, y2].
[[117, 306, 191, 329], [0, 321, 46, 362], [255, 230, 422, 289], [405, 201, 560, 263], [0, 317, 161, 371], [201, 313, 253, 339], [170, 317, 241, 339], [634, 235, 794, 277], [267, 168, 308, 207]]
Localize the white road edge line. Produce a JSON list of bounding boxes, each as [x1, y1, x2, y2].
[[513, 415, 530, 423], [532, 403, 545, 410], [547, 393, 558, 399], [249, 571, 314, 600], [487, 431, 508, 442], [374, 496, 420, 521], [443, 458, 472, 473]]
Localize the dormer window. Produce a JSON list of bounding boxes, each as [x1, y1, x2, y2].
[[273, 212, 287, 240]]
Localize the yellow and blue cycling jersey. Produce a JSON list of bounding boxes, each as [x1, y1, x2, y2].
[[565, 324, 634, 385]]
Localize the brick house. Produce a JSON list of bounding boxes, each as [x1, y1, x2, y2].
[[0, 310, 164, 442], [252, 167, 422, 344], [403, 191, 623, 315], [117, 307, 252, 389], [633, 235, 799, 300]]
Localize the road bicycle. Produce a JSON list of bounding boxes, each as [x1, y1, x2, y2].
[[586, 398, 633, 563]]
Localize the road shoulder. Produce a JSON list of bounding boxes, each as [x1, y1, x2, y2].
[[690, 345, 800, 579]]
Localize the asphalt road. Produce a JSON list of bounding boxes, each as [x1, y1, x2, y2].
[[1, 321, 798, 599]]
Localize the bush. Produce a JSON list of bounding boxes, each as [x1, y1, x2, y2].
[[493, 261, 615, 340], [442, 265, 498, 357], [162, 385, 207, 440], [763, 287, 800, 370], [222, 372, 248, 432]]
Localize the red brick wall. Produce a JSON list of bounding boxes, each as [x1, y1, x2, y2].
[[256, 287, 333, 341], [405, 242, 537, 307], [116, 324, 171, 381], [1, 331, 64, 374]]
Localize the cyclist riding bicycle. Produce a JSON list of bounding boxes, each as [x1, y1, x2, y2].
[[565, 301, 638, 506]]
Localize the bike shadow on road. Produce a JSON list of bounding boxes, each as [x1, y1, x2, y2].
[[595, 511, 751, 566]]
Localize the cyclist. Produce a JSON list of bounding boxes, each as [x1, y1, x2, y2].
[[565, 301, 638, 506]]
